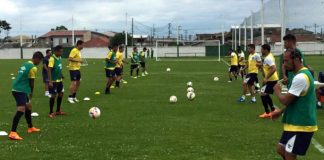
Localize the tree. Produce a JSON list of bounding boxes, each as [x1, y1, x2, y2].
[[55, 25, 68, 30], [110, 32, 132, 47], [0, 20, 12, 42]]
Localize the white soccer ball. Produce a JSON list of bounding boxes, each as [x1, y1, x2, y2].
[[166, 68, 171, 72], [89, 107, 101, 119], [187, 81, 193, 87], [187, 87, 194, 93], [169, 95, 177, 103], [187, 92, 195, 101], [213, 77, 219, 81]]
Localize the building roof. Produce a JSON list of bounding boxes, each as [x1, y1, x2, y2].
[[39, 30, 89, 38], [83, 37, 109, 47], [103, 31, 117, 37], [9, 35, 32, 40]]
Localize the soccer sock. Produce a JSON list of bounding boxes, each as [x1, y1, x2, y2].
[[11, 111, 24, 132], [241, 95, 246, 100], [50, 97, 55, 114], [130, 69, 133, 76], [116, 81, 120, 87], [261, 96, 270, 113], [56, 96, 62, 112], [73, 93, 76, 98], [252, 96, 256, 102], [136, 69, 139, 76], [229, 77, 232, 81], [266, 95, 275, 111], [25, 109, 33, 128]]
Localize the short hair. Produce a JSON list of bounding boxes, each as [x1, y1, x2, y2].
[[261, 44, 271, 52], [133, 46, 137, 50], [118, 45, 124, 50], [247, 44, 255, 50], [76, 40, 84, 46], [143, 47, 147, 50], [54, 45, 63, 52], [283, 34, 296, 42], [285, 48, 302, 60], [46, 49, 51, 54], [32, 51, 44, 60]]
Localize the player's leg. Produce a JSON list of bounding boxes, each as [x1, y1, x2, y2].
[[260, 91, 271, 118], [25, 100, 40, 133], [136, 64, 139, 77], [144, 62, 148, 75], [56, 82, 65, 115], [247, 75, 256, 103], [105, 69, 113, 94], [68, 70, 76, 103], [9, 92, 26, 140], [130, 64, 134, 77], [115, 68, 121, 88], [49, 83, 57, 118], [73, 71, 81, 102], [238, 75, 249, 102]]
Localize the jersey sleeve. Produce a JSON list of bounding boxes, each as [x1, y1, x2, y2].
[[69, 49, 77, 58], [288, 73, 309, 97], [264, 57, 275, 66], [255, 54, 262, 61], [106, 52, 112, 60], [29, 67, 38, 79], [48, 57, 55, 68]]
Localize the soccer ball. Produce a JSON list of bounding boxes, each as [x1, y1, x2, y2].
[[166, 68, 171, 72], [213, 77, 219, 81], [187, 81, 193, 87], [169, 95, 177, 103], [187, 87, 194, 93], [187, 92, 195, 101], [89, 107, 101, 119]]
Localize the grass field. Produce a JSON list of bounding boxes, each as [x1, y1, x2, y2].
[[0, 56, 323, 160]]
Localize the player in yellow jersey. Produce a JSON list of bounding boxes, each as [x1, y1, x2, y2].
[[68, 40, 84, 103], [237, 47, 246, 79], [228, 49, 238, 82], [259, 44, 279, 118], [238, 44, 262, 103], [140, 47, 148, 77], [115, 45, 128, 88]]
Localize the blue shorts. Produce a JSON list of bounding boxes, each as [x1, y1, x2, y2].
[[105, 69, 116, 78], [12, 91, 29, 106], [42, 72, 49, 83], [115, 68, 122, 76], [279, 131, 314, 156], [69, 70, 81, 81], [49, 82, 64, 95]]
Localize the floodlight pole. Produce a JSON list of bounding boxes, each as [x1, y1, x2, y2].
[[222, 24, 225, 45], [239, 25, 241, 47], [280, 0, 286, 53], [177, 25, 180, 57], [125, 13, 128, 57], [234, 26, 237, 50], [244, 18, 247, 51], [72, 15, 75, 46], [261, 0, 265, 45], [20, 15, 23, 59], [251, 11, 254, 44]]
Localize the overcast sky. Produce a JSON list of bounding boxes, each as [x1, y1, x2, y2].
[[0, 0, 324, 38]]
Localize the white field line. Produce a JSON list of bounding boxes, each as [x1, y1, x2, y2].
[[312, 138, 324, 154]]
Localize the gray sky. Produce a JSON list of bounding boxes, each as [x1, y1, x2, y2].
[[0, 0, 323, 38]]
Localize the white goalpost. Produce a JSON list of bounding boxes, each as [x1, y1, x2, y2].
[[155, 40, 221, 62]]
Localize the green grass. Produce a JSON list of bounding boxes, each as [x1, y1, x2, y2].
[[0, 56, 323, 160]]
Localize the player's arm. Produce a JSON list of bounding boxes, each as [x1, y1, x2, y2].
[[28, 67, 37, 99], [47, 57, 54, 87], [105, 53, 116, 64], [43, 60, 48, 71], [68, 50, 83, 63]]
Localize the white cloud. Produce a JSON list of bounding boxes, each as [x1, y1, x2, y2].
[[0, 0, 20, 15]]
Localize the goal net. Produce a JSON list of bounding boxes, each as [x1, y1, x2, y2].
[[155, 40, 221, 61]]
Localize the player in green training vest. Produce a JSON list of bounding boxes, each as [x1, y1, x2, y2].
[[130, 46, 140, 78], [140, 47, 148, 77], [9, 51, 44, 140], [48, 45, 65, 118], [105, 44, 118, 94], [272, 49, 317, 160]]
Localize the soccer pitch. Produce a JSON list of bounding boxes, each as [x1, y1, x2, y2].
[[0, 56, 323, 160]]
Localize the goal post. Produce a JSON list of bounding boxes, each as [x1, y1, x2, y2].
[[155, 40, 221, 61]]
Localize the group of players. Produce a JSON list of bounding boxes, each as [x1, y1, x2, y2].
[[8, 40, 149, 140], [228, 34, 321, 159]]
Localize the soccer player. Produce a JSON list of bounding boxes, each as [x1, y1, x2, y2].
[[140, 47, 148, 77], [238, 44, 262, 103], [48, 45, 65, 118], [259, 44, 279, 118], [42, 49, 51, 97], [115, 45, 128, 88], [68, 40, 84, 103], [280, 34, 311, 88], [272, 48, 317, 160], [237, 47, 246, 79], [105, 44, 118, 94], [228, 49, 238, 82], [9, 51, 44, 140], [130, 47, 140, 78]]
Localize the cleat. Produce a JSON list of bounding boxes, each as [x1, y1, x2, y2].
[[141, 73, 145, 77], [259, 112, 271, 118], [73, 98, 79, 103], [228, 81, 232, 83], [110, 85, 115, 89], [27, 127, 40, 133], [237, 97, 245, 102], [121, 79, 128, 84], [68, 97, 75, 104], [48, 113, 56, 118], [9, 132, 23, 140], [55, 111, 66, 115], [145, 71, 148, 75]]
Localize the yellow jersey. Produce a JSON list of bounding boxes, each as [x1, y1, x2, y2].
[[263, 53, 279, 81], [238, 51, 245, 65], [248, 52, 261, 74], [116, 51, 124, 68], [230, 52, 238, 66], [68, 48, 82, 70]]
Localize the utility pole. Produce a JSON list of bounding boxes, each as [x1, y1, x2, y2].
[[184, 30, 188, 41], [152, 24, 155, 46], [168, 23, 171, 38], [131, 18, 134, 46], [177, 25, 181, 57], [125, 13, 128, 57]]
